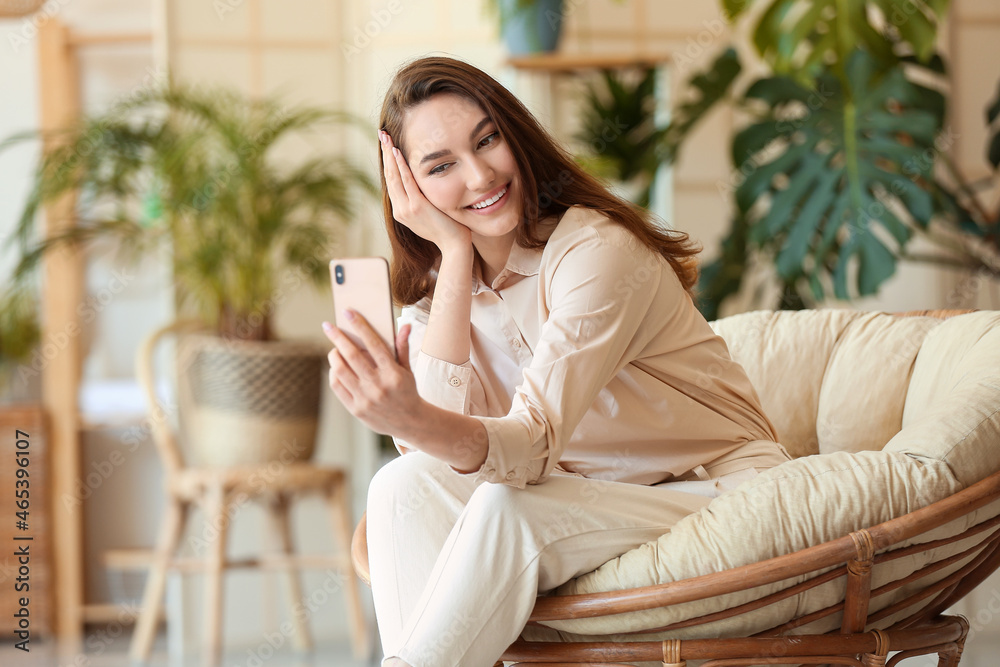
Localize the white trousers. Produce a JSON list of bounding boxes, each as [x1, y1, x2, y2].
[[366, 441, 789, 667]]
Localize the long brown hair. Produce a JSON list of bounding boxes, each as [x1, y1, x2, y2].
[[379, 56, 700, 305]]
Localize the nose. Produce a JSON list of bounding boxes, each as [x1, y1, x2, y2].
[[466, 154, 496, 191]]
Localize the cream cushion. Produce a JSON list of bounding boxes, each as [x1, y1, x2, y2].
[[523, 310, 1000, 645]]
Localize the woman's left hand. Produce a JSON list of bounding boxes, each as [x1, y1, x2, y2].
[[322, 312, 421, 438]]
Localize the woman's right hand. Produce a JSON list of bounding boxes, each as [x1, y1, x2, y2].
[[379, 130, 471, 253]]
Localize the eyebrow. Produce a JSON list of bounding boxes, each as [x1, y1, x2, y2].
[[418, 117, 493, 166]]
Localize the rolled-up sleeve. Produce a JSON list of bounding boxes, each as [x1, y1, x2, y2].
[[459, 225, 669, 487]]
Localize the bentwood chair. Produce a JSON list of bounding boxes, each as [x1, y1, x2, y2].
[[129, 320, 369, 666], [353, 309, 1000, 666]]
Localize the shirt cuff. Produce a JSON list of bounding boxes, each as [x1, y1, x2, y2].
[[453, 416, 548, 488], [413, 351, 474, 414]]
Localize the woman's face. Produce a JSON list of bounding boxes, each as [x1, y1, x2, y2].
[[400, 93, 521, 245]]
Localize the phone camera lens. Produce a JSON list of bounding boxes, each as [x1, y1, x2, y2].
[[335, 265, 345, 285]]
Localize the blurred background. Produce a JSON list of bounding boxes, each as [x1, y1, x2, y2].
[[1, 0, 998, 665]]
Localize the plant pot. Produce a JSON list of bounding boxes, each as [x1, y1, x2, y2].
[[500, 0, 565, 55], [176, 334, 327, 467]]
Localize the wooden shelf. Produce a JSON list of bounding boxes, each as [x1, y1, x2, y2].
[[506, 52, 672, 72]]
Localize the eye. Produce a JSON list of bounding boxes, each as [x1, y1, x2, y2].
[[478, 131, 499, 148], [429, 162, 451, 175]]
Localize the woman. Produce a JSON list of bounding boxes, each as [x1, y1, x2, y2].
[[322, 55, 788, 667]]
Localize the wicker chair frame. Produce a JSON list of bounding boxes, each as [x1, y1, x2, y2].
[[352, 309, 999, 665]]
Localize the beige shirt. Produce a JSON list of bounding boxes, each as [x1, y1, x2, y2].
[[395, 205, 779, 488]]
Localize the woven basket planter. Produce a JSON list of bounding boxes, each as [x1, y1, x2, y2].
[[176, 334, 327, 467]]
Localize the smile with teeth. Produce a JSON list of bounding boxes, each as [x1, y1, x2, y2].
[[468, 186, 508, 210]]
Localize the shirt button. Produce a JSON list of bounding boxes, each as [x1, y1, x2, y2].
[[505, 471, 516, 481], [448, 376, 462, 387], [512, 339, 522, 349]]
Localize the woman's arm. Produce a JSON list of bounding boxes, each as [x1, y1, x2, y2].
[[380, 130, 474, 366], [422, 243, 474, 365], [324, 313, 487, 472]]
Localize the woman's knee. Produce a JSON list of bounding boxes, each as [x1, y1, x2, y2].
[[367, 452, 461, 519], [463, 481, 523, 521]]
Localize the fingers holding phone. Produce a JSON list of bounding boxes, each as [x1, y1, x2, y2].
[[323, 315, 419, 437], [325, 257, 420, 436]]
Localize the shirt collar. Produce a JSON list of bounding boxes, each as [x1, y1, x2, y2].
[[472, 241, 543, 295], [470, 212, 561, 295]]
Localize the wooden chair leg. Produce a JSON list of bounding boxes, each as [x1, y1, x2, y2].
[[130, 498, 188, 662], [268, 492, 313, 651], [937, 615, 970, 667], [327, 479, 369, 659], [202, 483, 230, 667]]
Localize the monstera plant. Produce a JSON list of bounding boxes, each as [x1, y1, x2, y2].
[[661, 0, 1000, 317]]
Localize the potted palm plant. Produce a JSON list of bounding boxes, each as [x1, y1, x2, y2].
[[7, 83, 376, 465]]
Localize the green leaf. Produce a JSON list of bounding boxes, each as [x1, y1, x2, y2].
[[857, 231, 897, 294], [731, 49, 944, 300], [757, 149, 827, 238], [988, 81, 1000, 124], [736, 140, 811, 214], [774, 166, 839, 279], [732, 120, 782, 166], [696, 215, 750, 320], [876, 0, 940, 61], [723, 0, 754, 20], [753, 0, 796, 68], [988, 81, 1000, 169], [744, 74, 814, 106]]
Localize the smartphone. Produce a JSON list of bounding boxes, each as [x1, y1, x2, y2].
[[330, 257, 397, 361]]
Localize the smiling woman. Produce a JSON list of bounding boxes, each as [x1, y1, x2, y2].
[[395, 93, 521, 284], [321, 55, 790, 667]]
